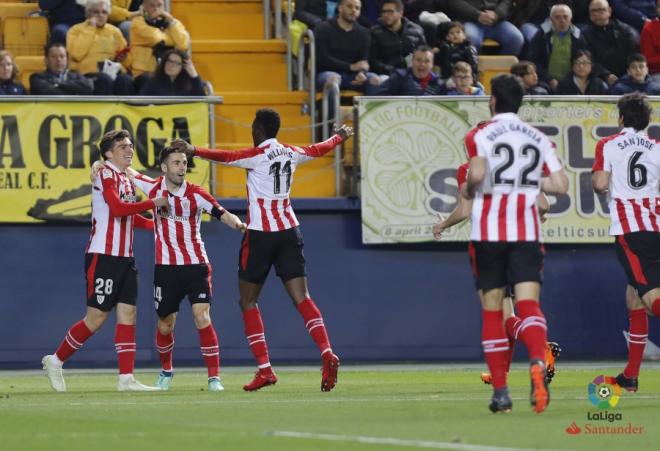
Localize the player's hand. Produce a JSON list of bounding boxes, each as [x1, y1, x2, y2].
[[171, 138, 196, 157], [334, 124, 354, 141], [235, 220, 247, 233], [152, 196, 169, 209], [432, 214, 447, 240], [90, 160, 105, 182]]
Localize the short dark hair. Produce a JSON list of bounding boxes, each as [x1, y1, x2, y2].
[[159, 140, 190, 164], [446, 21, 465, 33], [627, 53, 647, 67], [571, 48, 592, 65], [413, 44, 433, 55], [44, 41, 66, 58], [253, 108, 280, 139], [490, 74, 525, 114], [618, 92, 652, 131], [382, 0, 403, 12], [510, 61, 536, 77], [99, 129, 131, 160]]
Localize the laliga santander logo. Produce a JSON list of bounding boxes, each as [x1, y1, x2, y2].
[[565, 421, 582, 435], [587, 375, 621, 409]]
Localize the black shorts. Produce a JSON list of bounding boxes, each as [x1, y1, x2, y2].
[[153, 264, 213, 318], [615, 232, 660, 297], [238, 227, 306, 284], [85, 253, 137, 312], [468, 241, 544, 292]]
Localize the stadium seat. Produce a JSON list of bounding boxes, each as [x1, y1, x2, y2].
[[478, 55, 519, 94], [2, 16, 49, 56], [481, 38, 501, 55], [14, 55, 45, 90]]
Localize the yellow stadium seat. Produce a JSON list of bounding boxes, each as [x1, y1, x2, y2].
[[0, 2, 39, 16], [14, 55, 44, 91], [3, 16, 49, 56], [478, 55, 519, 94]]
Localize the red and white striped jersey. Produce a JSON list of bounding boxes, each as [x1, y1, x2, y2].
[[592, 128, 660, 235], [465, 113, 562, 242], [456, 162, 469, 186], [86, 162, 156, 257], [195, 135, 343, 232], [132, 175, 223, 265]]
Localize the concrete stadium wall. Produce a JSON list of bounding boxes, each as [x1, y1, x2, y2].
[[0, 200, 646, 369]]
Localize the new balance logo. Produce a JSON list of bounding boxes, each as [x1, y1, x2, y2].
[[97, 295, 105, 304], [199, 294, 207, 299]]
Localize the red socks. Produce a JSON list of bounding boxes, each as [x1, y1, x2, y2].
[[242, 307, 272, 369], [156, 330, 174, 372], [55, 320, 94, 362], [515, 300, 548, 362], [624, 308, 648, 378], [198, 324, 220, 378], [504, 316, 522, 372], [651, 298, 660, 317], [481, 310, 509, 389], [115, 324, 136, 375], [297, 298, 332, 356]]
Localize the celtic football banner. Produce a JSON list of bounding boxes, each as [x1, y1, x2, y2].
[[358, 97, 660, 244], [0, 101, 211, 223]]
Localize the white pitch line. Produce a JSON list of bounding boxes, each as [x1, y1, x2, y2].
[[271, 431, 570, 451]]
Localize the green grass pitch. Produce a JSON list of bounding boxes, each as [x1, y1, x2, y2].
[[1, 364, 658, 451]]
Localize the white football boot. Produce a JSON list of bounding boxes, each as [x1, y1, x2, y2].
[[42, 355, 66, 392], [117, 374, 161, 391]]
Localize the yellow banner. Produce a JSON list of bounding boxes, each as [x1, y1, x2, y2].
[[358, 97, 660, 244], [0, 101, 211, 223]]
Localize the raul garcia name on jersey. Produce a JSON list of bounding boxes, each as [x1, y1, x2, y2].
[[484, 122, 543, 145]]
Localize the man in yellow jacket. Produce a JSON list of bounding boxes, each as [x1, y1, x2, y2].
[[108, 0, 142, 42], [67, 0, 133, 94], [127, 0, 191, 79]]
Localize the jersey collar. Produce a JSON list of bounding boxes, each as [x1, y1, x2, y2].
[[491, 112, 519, 121], [621, 127, 645, 136], [160, 177, 187, 197], [257, 137, 279, 148], [104, 160, 123, 174]]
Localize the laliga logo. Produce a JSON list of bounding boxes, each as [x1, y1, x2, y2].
[[587, 375, 621, 409]]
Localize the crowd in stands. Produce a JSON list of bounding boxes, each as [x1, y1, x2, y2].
[[1, 0, 658, 98], [299, 0, 660, 96], [1, 0, 204, 96]]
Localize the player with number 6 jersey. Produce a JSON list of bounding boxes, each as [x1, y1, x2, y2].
[[42, 130, 169, 393], [182, 108, 353, 392], [592, 92, 660, 393]]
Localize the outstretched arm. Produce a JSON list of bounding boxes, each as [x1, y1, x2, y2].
[[299, 125, 354, 157], [209, 207, 247, 232], [433, 184, 472, 240]]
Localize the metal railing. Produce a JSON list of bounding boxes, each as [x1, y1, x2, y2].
[[321, 82, 342, 196], [264, 0, 284, 39], [296, 28, 316, 143]]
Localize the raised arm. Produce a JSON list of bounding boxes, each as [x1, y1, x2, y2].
[[298, 124, 354, 157]]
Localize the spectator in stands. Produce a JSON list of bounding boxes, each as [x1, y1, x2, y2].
[[127, 0, 190, 80], [139, 49, 206, 96], [372, 45, 443, 94], [610, 53, 660, 93], [510, 0, 550, 45], [611, 0, 657, 32], [640, 0, 660, 83], [369, 0, 426, 76], [315, 0, 379, 92], [583, 0, 639, 86], [66, 0, 133, 95], [510, 60, 550, 94], [294, 0, 330, 29], [0, 51, 26, 95], [449, 0, 524, 55], [555, 48, 609, 93], [109, 0, 143, 42], [439, 61, 485, 94], [433, 21, 478, 81], [39, 0, 86, 44], [402, 0, 450, 44], [30, 42, 94, 95], [528, 4, 587, 92]]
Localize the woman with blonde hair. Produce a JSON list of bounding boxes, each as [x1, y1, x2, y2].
[[0, 51, 26, 95]]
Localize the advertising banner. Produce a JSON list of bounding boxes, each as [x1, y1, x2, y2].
[[358, 97, 660, 243], [0, 101, 211, 223]]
